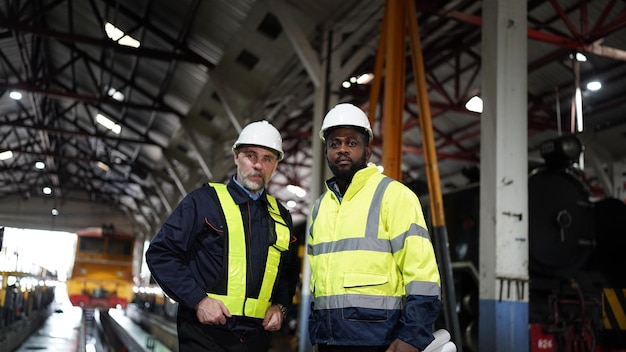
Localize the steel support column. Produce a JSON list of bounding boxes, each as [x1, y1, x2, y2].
[[479, 1, 529, 351]]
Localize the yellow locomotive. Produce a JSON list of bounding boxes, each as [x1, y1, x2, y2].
[[66, 227, 134, 309]]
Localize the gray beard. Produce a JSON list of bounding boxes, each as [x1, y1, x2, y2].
[[238, 172, 266, 194]]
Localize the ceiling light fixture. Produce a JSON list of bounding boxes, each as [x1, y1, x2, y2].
[[465, 95, 483, 113], [575, 87, 583, 133], [96, 161, 110, 171], [586, 81, 601, 91], [35, 161, 46, 169], [118, 35, 140, 48], [0, 150, 14, 160], [9, 91, 22, 100], [107, 87, 125, 101], [356, 73, 374, 85], [96, 113, 122, 134], [571, 52, 587, 62], [342, 73, 375, 89], [287, 184, 307, 198], [105, 22, 123, 41], [104, 22, 141, 48]]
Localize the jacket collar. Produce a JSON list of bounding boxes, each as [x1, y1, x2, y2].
[[326, 163, 380, 201], [227, 176, 271, 207]]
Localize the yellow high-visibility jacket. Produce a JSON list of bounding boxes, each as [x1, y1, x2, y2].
[[308, 164, 441, 349]]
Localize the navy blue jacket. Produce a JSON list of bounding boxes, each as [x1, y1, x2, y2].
[[146, 178, 298, 325]]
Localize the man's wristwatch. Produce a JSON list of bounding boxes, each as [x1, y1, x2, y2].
[[276, 303, 288, 319]]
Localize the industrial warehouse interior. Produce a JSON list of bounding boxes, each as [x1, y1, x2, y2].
[[1, 1, 626, 351]]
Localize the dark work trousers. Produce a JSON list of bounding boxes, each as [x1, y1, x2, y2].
[[178, 318, 272, 352], [317, 346, 387, 352]]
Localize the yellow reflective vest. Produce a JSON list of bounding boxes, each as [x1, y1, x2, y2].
[[207, 183, 290, 319], [307, 164, 441, 346]]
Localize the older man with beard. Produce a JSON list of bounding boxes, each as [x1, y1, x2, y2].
[[146, 120, 299, 352]]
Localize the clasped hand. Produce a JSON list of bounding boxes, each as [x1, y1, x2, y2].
[[195, 297, 283, 331]]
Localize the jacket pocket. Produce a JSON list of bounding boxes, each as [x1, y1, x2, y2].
[[343, 272, 389, 292], [341, 272, 390, 321]]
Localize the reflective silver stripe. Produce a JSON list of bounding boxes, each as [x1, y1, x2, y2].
[[313, 293, 403, 310], [310, 193, 324, 222], [309, 176, 429, 256], [406, 281, 441, 298], [389, 223, 431, 253], [309, 194, 324, 245], [310, 177, 393, 256], [364, 177, 393, 239], [310, 224, 429, 256], [312, 237, 390, 254]]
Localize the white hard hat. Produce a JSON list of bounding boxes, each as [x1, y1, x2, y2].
[[232, 120, 284, 161], [319, 103, 373, 143]]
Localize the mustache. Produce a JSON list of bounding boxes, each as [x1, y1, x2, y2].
[[334, 156, 352, 163], [242, 170, 266, 185], [242, 170, 263, 177]]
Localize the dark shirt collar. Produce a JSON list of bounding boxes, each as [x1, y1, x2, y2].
[[326, 177, 343, 202]]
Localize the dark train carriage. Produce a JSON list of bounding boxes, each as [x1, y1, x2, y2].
[[418, 135, 626, 352]]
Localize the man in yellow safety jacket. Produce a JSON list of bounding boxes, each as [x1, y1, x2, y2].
[[308, 103, 441, 352], [146, 120, 299, 352]]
